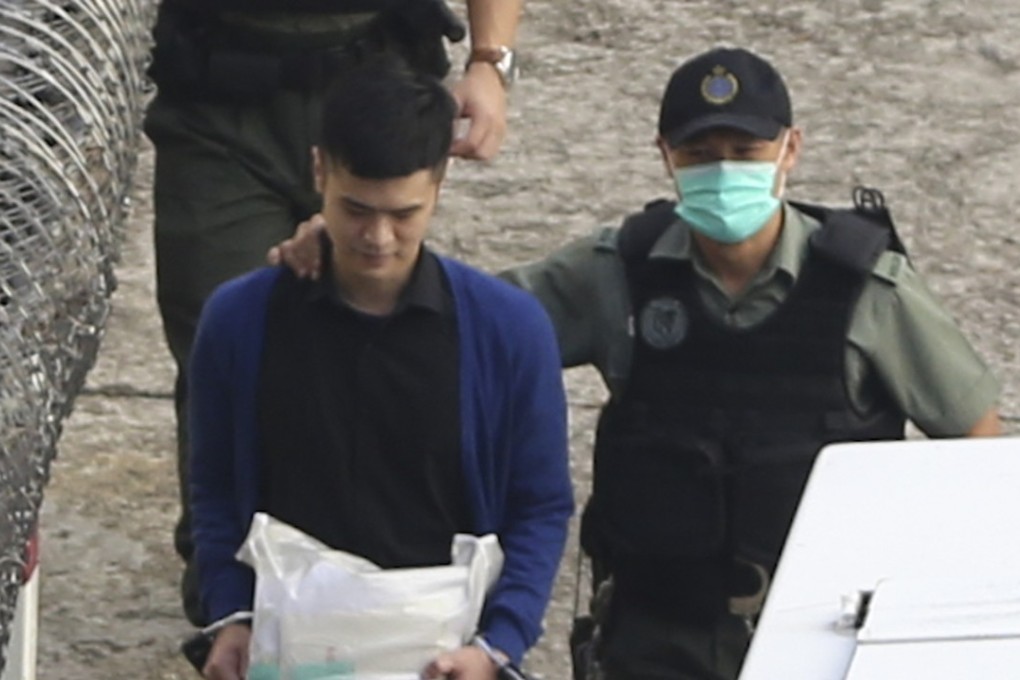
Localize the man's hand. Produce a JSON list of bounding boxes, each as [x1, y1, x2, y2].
[[450, 63, 507, 161], [266, 214, 326, 280], [202, 623, 251, 680], [422, 645, 499, 680]]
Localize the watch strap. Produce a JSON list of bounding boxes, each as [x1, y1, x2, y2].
[[468, 46, 508, 64], [466, 45, 515, 88]]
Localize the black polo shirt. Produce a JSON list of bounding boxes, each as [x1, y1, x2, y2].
[[256, 247, 470, 568]]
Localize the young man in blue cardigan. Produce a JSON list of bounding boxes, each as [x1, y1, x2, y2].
[[188, 63, 573, 680]]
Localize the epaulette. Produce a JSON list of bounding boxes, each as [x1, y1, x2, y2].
[[869, 250, 908, 286]]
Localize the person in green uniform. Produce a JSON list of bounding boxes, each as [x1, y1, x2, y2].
[[269, 46, 1002, 679], [145, 0, 524, 628]]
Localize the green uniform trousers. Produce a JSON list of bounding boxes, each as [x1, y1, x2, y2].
[[599, 598, 751, 680], [144, 88, 325, 625]]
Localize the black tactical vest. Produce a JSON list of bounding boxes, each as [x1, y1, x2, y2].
[[150, 0, 459, 100], [583, 195, 907, 576]]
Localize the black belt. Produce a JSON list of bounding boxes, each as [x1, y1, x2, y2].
[[610, 557, 766, 620], [214, 11, 381, 52], [205, 41, 374, 96]]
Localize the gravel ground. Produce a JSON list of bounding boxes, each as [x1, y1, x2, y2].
[[35, 1, 1020, 678]]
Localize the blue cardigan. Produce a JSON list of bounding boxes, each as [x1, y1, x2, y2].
[[188, 257, 574, 663]]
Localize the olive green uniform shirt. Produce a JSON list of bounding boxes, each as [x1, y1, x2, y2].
[[503, 204, 999, 437]]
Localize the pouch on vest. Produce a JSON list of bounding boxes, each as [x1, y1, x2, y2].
[[587, 421, 728, 560], [729, 441, 818, 570], [147, 7, 210, 100], [379, 0, 464, 77]]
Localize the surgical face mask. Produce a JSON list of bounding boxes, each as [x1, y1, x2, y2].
[[672, 134, 789, 244]]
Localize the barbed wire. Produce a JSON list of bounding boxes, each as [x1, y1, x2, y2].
[[0, 0, 154, 670]]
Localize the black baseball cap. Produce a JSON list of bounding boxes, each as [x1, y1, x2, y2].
[[658, 47, 792, 146]]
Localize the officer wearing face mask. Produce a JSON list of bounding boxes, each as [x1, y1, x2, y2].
[[268, 45, 1003, 680], [504, 46, 1002, 680]]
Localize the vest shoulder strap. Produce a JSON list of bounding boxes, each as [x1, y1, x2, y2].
[[799, 206, 890, 273], [616, 198, 677, 265], [793, 186, 908, 273]]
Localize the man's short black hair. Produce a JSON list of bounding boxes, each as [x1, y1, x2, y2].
[[319, 60, 456, 179]]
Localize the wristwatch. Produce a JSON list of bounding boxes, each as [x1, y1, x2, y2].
[[466, 45, 518, 89]]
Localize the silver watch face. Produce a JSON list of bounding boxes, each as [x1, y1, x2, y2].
[[495, 47, 518, 87]]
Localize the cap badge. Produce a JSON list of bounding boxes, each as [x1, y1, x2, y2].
[[701, 66, 739, 106]]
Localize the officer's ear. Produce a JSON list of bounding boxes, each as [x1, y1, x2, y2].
[[779, 127, 803, 175], [655, 135, 676, 179]]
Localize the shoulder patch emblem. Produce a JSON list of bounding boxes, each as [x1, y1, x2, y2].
[[639, 297, 689, 349]]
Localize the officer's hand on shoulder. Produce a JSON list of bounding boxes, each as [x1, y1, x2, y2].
[[267, 214, 325, 280]]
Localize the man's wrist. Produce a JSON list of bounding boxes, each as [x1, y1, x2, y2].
[[471, 634, 510, 668], [465, 46, 517, 89], [201, 610, 253, 637], [465, 59, 503, 81]]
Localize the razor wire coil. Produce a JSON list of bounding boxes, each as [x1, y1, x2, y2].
[[0, 0, 154, 670]]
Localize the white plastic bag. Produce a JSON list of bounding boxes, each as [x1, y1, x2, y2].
[[237, 512, 503, 680]]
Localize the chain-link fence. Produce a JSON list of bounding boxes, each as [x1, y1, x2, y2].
[[0, 0, 154, 670]]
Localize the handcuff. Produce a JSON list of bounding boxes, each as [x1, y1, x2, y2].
[[470, 635, 531, 680]]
